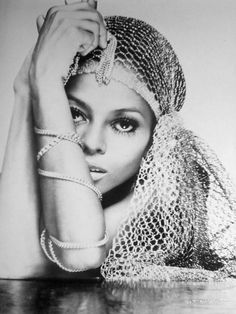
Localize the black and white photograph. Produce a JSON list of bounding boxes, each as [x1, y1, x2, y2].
[[0, 0, 236, 313]]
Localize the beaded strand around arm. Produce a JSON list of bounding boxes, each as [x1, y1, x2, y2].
[[49, 229, 108, 249], [48, 239, 89, 272], [40, 229, 57, 263], [38, 168, 102, 201], [34, 127, 83, 161], [35, 126, 106, 271], [40, 228, 108, 272], [34, 127, 102, 200]]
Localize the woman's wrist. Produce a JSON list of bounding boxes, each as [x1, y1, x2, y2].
[[13, 89, 32, 117], [30, 74, 65, 103], [14, 84, 31, 102], [31, 78, 75, 132]]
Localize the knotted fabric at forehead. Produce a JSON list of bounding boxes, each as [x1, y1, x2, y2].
[[66, 16, 186, 116]]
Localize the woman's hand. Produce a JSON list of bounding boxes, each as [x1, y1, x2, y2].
[[30, 0, 107, 91], [29, 0, 107, 130]]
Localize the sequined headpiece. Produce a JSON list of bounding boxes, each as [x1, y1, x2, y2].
[[66, 16, 186, 117]]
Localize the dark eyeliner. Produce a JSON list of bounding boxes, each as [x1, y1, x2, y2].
[[111, 116, 139, 135], [70, 105, 86, 122]]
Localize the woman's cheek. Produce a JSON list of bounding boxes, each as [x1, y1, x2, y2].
[[112, 133, 150, 166]]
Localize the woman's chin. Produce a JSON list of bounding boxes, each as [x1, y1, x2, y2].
[[93, 180, 111, 196], [90, 171, 107, 182]]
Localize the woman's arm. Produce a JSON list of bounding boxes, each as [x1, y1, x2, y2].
[[0, 0, 110, 278], [28, 1, 108, 271], [0, 50, 47, 278]]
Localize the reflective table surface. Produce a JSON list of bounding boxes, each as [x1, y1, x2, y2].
[[0, 278, 236, 314]]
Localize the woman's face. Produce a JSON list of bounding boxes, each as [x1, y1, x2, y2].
[[66, 73, 155, 194]]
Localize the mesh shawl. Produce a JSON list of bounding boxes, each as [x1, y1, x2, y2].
[[67, 16, 236, 281]]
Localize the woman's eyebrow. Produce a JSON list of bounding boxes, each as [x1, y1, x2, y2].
[[113, 108, 145, 118]]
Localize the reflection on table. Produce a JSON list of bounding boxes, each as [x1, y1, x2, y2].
[[0, 278, 236, 313]]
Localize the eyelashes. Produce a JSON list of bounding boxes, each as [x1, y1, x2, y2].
[[70, 105, 87, 123], [111, 117, 139, 134], [70, 105, 139, 135]]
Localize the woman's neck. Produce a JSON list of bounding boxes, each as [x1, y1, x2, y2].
[[102, 175, 136, 209]]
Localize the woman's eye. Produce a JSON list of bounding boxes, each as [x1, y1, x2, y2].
[[70, 105, 86, 123], [112, 118, 138, 134]]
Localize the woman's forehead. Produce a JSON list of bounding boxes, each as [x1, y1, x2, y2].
[[66, 73, 153, 117]]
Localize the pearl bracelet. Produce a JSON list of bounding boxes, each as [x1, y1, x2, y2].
[[38, 169, 102, 201], [34, 127, 83, 161], [40, 228, 107, 272], [40, 229, 57, 263], [49, 230, 108, 249], [48, 239, 88, 272], [40, 229, 87, 272], [34, 126, 102, 201]]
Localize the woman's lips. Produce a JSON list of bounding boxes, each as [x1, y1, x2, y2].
[[89, 165, 107, 181]]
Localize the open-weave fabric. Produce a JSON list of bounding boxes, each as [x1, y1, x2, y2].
[[75, 16, 186, 115], [101, 113, 236, 281], [67, 16, 236, 281]]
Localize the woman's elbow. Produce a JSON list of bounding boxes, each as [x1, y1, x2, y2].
[[58, 247, 107, 271]]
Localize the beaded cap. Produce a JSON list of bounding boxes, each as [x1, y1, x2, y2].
[[67, 16, 186, 116], [66, 16, 236, 281]]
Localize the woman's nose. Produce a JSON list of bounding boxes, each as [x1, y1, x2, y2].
[[81, 125, 106, 155]]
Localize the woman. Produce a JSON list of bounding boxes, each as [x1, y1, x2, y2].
[[0, 0, 235, 281]]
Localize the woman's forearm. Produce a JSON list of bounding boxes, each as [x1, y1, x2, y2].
[[0, 90, 47, 278], [33, 81, 106, 270]]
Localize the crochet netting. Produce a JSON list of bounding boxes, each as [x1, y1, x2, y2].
[[68, 16, 236, 281]]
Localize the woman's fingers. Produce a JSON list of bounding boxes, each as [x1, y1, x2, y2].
[[65, 0, 97, 8], [36, 15, 45, 33], [45, 2, 90, 19], [33, 1, 108, 83], [44, 1, 106, 50], [74, 19, 100, 55], [87, 0, 98, 9], [47, 9, 107, 50]]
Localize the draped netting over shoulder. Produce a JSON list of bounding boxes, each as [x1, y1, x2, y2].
[[67, 16, 236, 281], [101, 113, 236, 281]]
